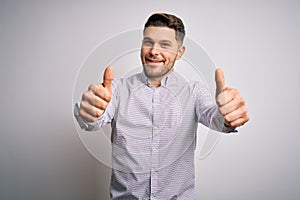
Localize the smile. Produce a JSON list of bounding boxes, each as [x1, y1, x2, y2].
[[145, 58, 164, 66]]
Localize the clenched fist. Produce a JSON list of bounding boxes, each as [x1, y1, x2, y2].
[[79, 66, 114, 122], [215, 68, 249, 128]]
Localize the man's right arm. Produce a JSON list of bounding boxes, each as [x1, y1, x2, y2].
[[74, 66, 115, 131]]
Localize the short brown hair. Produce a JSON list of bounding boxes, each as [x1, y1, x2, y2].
[[144, 13, 185, 44]]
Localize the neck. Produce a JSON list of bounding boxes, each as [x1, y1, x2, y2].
[[148, 68, 174, 88], [150, 80, 161, 88]]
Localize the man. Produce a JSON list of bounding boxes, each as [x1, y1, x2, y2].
[[74, 13, 249, 199]]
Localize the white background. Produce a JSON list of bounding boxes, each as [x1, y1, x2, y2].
[[0, 0, 299, 199]]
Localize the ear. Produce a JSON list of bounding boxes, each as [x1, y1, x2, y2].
[[176, 45, 185, 60]]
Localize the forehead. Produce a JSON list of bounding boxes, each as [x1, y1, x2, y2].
[[143, 26, 177, 41]]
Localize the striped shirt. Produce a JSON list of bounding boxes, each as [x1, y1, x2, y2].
[[75, 70, 234, 199]]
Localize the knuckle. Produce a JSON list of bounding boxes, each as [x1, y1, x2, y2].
[[94, 109, 100, 117], [229, 122, 235, 127], [88, 84, 98, 92], [98, 88, 107, 99], [100, 90, 109, 102], [82, 92, 90, 100], [239, 97, 245, 105], [80, 101, 85, 108], [218, 107, 225, 115], [106, 90, 112, 98], [88, 84, 94, 90], [230, 88, 238, 94], [105, 93, 112, 102], [226, 87, 233, 93], [98, 101, 105, 109], [240, 106, 247, 113], [245, 113, 250, 122], [240, 120, 246, 126], [79, 109, 84, 116], [216, 97, 222, 105], [243, 107, 249, 116], [89, 115, 96, 122], [109, 93, 112, 100], [79, 109, 86, 118], [99, 101, 107, 110], [234, 89, 239, 96], [103, 101, 108, 109], [229, 88, 239, 98], [224, 115, 231, 122], [103, 91, 109, 100], [95, 109, 103, 118]]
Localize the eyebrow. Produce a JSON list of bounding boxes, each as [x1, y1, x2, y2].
[[160, 40, 172, 44], [143, 37, 173, 44]]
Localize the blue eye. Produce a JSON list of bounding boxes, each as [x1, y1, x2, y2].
[[143, 40, 153, 46], [161, 43, 171, 48]]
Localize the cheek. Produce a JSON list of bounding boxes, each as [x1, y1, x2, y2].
[[163, 52, 177, 63], [140, 49, 146, 59]]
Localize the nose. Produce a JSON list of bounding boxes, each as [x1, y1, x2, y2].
[[150, 43, 160, 56]]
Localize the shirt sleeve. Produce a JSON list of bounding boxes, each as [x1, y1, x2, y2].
[[193, 82, 237, 133], [73, 79, 119, 132]]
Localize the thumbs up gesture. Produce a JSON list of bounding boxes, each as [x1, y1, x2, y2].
[[79, 66, 114, 122], [215, 68, 249, 128]]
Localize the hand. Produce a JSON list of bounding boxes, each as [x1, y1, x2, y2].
[[79, 66, 114, 122], [215, 68, 249, 127]]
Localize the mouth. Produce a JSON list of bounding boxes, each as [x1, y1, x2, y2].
[[145, 58, 164, 66]]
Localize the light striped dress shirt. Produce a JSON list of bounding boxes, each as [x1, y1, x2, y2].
[[75, 70, 234, 199]]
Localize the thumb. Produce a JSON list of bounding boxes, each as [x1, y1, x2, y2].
[[103, 66, 114, 90], [215, 68, 225, 95]]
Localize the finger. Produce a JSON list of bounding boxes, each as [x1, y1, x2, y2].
[[94, 88, 111, 102], [82, 89, 97, 104], [82, 90, 109, 110], [224, 106, 248, 124], [87, 84, 111, 102], [93, 96, 109, 110], [228, 116, 249, 127], [103, 66, 114, 90], [215, 68, 225, 96], [216, 88, 237, 106], [79, 105, 100, 122], [80, 100, 104, 118], [218, 96, 244, 116]]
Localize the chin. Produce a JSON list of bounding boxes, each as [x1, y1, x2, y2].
[[144, 67, 172, 80]]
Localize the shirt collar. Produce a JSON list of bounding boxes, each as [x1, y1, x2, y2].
[[141, 69, 176, 88]]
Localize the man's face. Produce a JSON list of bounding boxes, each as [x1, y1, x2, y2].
[[140, 26, 185, 80]]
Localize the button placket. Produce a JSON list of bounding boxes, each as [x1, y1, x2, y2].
[[150, 88, 161, 199]]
